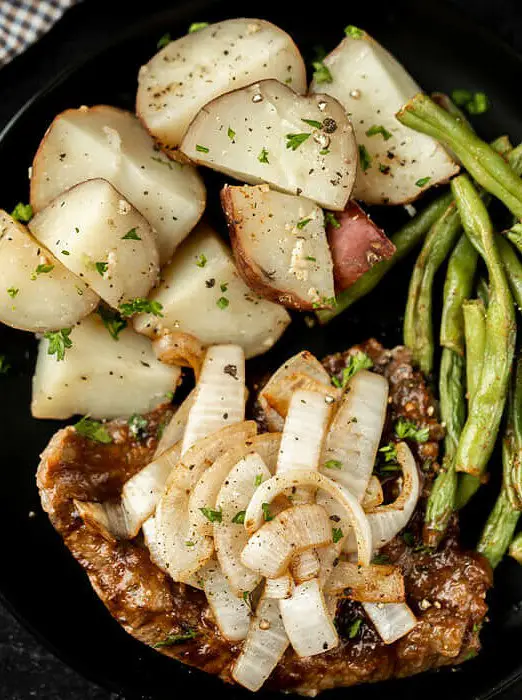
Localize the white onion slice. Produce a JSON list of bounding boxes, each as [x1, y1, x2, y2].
[[74, 500, 131, 541], [363, 602, 417, 644], [201, 560, 251, 641], [241, 504, 332, 578], [182, 344, 246, 454], [264, 574, 294, 600], [362, 476, 384, 510], [154, 390, 195, 458], [320, 370, 388, 501], [279, 578, 338, 657], [244, 470, 372, 567], [142, 515, 203, 589], [325, 562, 405, 603], [189, 432, 280, 537], [263, 373, 340, 424], [232, 595, 289, 691], [215, 452, 272, 594], [290, 548, 320, 584], [259, 351, 331, 431]]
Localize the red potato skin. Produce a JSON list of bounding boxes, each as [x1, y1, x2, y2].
[[327, 202, 396, 292], [221, 186, 333, 312]]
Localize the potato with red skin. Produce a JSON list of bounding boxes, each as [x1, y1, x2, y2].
[[327, 202, 396, 292]]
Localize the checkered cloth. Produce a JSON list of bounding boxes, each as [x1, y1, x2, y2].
[[0, 0, 80, 67]]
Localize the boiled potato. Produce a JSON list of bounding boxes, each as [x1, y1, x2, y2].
[[30, 105, 206, 264], [181, 80, 357, 210], [133, 223, 291, 358], [32, 314, 180, 419], [221, 185, 335, 310], [137, 18, 307, 151], [29, 179, 159, 309], [0, 210, 98, 332], [310, 30, 458, 205]]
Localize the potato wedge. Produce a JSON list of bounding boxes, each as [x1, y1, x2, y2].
[[221, 184, 335, 310], [137, 19, 306, 151], [181, 80, 357, 210], [29, 179, 159, 309], [0, 210, 98, 332], [326, 202, 396, 291], [133, 222, 290, 359], [310, 31, 458, 205], [30, 105, 205, 264], [32, 314, 180, 419]]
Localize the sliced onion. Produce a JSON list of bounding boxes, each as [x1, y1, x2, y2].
[[142, 515, 203, 589], [290, 548, 320, 584], [263, 372, 340, 421], [232, 595, 289, 691], [258, 351, 331, 431], [325, 562, 405, 603], [362, 475, 384, 510], [182, 344, 246, 454], [320, 369, 388, 501], [241, 504, 332, 578], [74, 500, 131, 541], [244, 470, 372, 567], [201, 559, 251, 642], [215, 452, 272, 594], [154, 390, 195, 458], [264, 574, 294, 600], [363, 602, 417, 644], [279, 578, 339, 657], [189, 432, 281, 537], [152, 330, 205, 379]]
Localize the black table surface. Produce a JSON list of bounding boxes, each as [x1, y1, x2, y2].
[[1, 0, 522, 697]]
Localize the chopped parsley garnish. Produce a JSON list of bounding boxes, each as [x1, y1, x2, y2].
[[152, 629, 198, 648], [200, 507, 223, 523], [332, 527, 344, 544], [254, 474, 263, 487], [451, 89, 489, 115], [185, 541, 195, 547], [220, 282, 228, 292], [358, 144, 372, 172], [128, 414, 149, 440], [217, 296, 229, 310], [320, 148, 330, 156], [195, 144, 209, 153], [61, 250, 70, 255], [286, 133, 311, 151], [394, 417, 430, 443], [372, 553, 391, 565], [32, 263, 54, 279], [97, 305, 127, 340], [44, 328, 72, 361], [119, 298, 163, 318], [0, 355, 10, 375], [374, 443, 400, 475], [157, 33, 171, 49], [331, 351, 373, 389], [10, 202, 33, 223], [301, 118, 322, 129], [378, 163, 390, 174], [95, 261, 108, 276], [402, 531, 415, 547], [122, 228, 141, 240], [305, 256, 317, 261], [188, 22, 209, 33], [7, 287, 18, 298], [324, 211, 340, 229], [415, 176, 431, 188], [227, 126, 236, 141], [344, 25, 364, 39], [195, 253, 207, 267], [164, 391, 175, 402], [348, 618, 363, 638], [296, 217, 312, 230], [74, 416, 112, 444], [324, 459, 343, 470], [232, 510, 246, 524], [258, 147, 270, 164], [366, 124, 392, 140], [312, 61, 333, 84], [262, 503, 273, 521]]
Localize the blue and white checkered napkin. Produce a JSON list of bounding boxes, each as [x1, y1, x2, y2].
[[0, 0, 79, 67]]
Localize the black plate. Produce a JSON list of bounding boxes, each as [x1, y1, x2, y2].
[[1, 0, 522, 698]]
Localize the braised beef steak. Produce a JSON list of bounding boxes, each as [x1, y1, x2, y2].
[[36, 341, 491, 694]]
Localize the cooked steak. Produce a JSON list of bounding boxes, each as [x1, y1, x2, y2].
[[37, 341, 491, 694]]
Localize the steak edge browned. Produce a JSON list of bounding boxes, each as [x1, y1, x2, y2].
[[36, 341, 491, 694]]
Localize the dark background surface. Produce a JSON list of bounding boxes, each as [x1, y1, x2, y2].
[[1, 0, 522, 697]]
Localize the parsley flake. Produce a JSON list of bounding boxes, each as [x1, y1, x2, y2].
[[451, 89, 489, 115], [331, 351, 373, 389], [372, 553, 391, 565], [122, 228, 141, 240], [95, 261, 108, 276], [394, 417, 430, 443], [415, 177, 431, 188], [200, 507, 223, 523], [119, 298, 163, 318], [11, 202, 33, 223], [301, 118, 322, 129], [312, 61, 333, 84], [74, 416, 112, 444], [195, 253, 207, 268], [188, 22, 209, 33], [232, 510, 246, 524], [286, 133, 311, 151], [324, 211, 340, 229], [366, 124, 392, 140], [358, 144, 372, 172], [296, 217, 312, 230], [254, 474, 263, 487], [325, 459, 343, 470], [32, 263, 54, 279], [44, 328, 72, 361], [258, 147, 270, 164], [262, 503, 273, 521], [153, 630, 198, 648], [217, 296, 229, 310], [348, 618, 363, 638], [332, 527, 344, 543], [7, 287, 18, 298], [305, 256, 316, 261], [195, 144, 209, 153], [157, 33, 171, 49], [128, 414, 149, 439], [97, 305, 127, 340], [344, 25, 364, 39], [227, 126, 236, 141], [0, 355, 10, 375]]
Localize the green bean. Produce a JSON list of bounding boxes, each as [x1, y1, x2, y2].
[[424, 348, 465, 545], [506, 224, 522, 254], [440, 236, 478, 355], [403, 203, 463, 375], [396, 94, 522, 220], [451, 176, 516, 479], [463, 300, 486, 402], [316, 192, 454, 324], [504, 355, 522, 509], [477, 488, 520, 569], [476, 277, 490, 308], [510, 531, 522, 563], [498, 237, 522, 313]]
